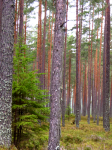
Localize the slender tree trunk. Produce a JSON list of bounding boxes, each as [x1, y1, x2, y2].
[[91, 7, 94, 117], [42, 0, 47, 90], [83, 63, 87, 116], [97, 8, 103, 125], [19, 0, 24, 38], [76, 0, 80, 128], [87, 13, 91, 124], [48, 0, 66, 149], [48, 13, 54, 91], [37, 0, 42, 74], [68, 50, 71, 109], [14, 0, 17, 45], [62, 0, 68, 127], [103, 0, 110, 131], [74, 84, 76, 115], [0, 0, 15, 147]]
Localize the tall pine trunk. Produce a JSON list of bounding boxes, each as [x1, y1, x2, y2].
[[42, 0, 47, 90], [48, 0, 66, 149], [62, 0, 68, 127], [76, 0, 80, 128], [103, 0, 110, 131], [0, 0, 15, 147]]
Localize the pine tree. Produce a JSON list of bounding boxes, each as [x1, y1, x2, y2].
[[48, 0, 66, 149], [103, 0, 110, 131], [0, 0, 15, 147]]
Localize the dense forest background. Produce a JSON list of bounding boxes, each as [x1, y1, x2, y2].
[[0, 0, 112, 149]]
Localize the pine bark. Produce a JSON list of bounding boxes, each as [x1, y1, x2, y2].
[[87, 14, 91, 124], [97, 8, 103, 125], [76, 0, 80, 128], [103, 0, 110, 131], [62, 0, 68, 127], [42, 0, 47, 90], [19, 0, 24, 38], [48, 0, 66, 149], [0, 0, 15, 147]]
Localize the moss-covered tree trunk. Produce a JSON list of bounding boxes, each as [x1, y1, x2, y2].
[[48, 0, 66, 149], [0, 0, 15, 147]]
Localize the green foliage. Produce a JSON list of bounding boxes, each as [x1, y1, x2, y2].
[[62, 135, 83, 144], [12, 43, 49, 149]]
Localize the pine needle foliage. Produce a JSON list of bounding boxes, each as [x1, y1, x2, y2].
[[12, 43, 49, 149]]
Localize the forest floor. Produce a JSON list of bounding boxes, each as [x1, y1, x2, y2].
[[1, 115, 112, 150], [42, 115, 112, 150]]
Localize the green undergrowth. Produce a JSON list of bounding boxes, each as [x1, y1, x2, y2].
[[60, 115, 112, 150], [1, 115, 112, 150]]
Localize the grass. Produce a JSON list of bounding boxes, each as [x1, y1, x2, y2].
[[1, 115, 112, 150], [60, 115, 112, 150]]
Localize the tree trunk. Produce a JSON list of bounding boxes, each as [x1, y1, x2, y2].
[[87, 13, 91, 124], [19, 0, 24, 38], [76, 0, 80, 128], [103, 0, 110, 131], [97, 7, 103, 125], [62, 0, 68, 127], [42, 0, 47, 90], [0, 0, 15, 147], [48, 0, 66, 149]]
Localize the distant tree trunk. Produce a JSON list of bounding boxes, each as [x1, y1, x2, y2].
[[19, 0, 24, 38], [68, 50, 71, 109], [48, 12, 54, 92], [97, 8, 103, 125], [78, 0, 83, 121], [48, 0, 66, 149], [91, 7, 94, 117], [74, 84, 76, 114], [103, 0, 110, 131], [87, 13, 91, 124], [37, 0, 42, 74], [14, 0, 17, 45], [62, 0, 68, 127], [0, 0, 15, 147], [83, 63, 87, 116], [42, 0, 47, 90], [76, 0, 80, 128], [100, 79, 103, 116]]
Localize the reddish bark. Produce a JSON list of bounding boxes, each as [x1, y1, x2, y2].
[[42, 0, 47, 90]]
